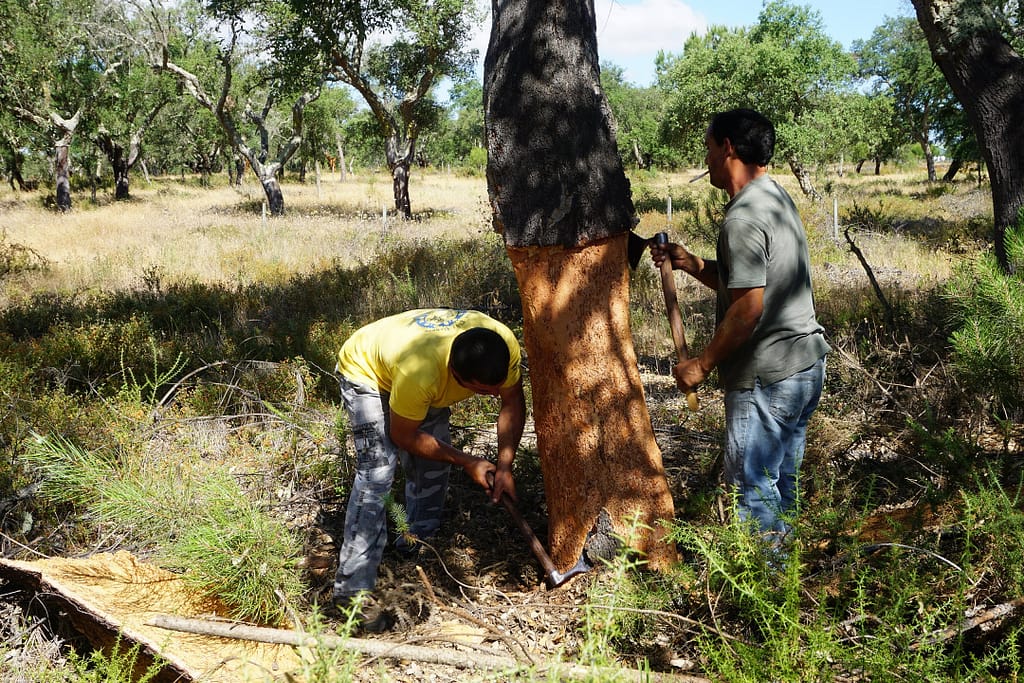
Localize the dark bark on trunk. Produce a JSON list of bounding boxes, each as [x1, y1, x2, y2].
[[855, 159, 866, 174], [918, 135, 937, 181], [485, 6, 634, 247], [55, 143, 72, 212], [912, 0, 1024, 272], [875, 158, 882, 175], [485, 0, 676, 571], [112, 153, 130, 200], [51, 113, 80, 212], [391, 161, 411, 219], [943, 158, 963, 182], [5, 152, 28, 191], [260, 173, 285, 216], [386, 137, 414, 219]]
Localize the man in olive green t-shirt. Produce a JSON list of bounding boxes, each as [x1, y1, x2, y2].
[[332, 309, 526, 629], [652, 109, 830, 547]]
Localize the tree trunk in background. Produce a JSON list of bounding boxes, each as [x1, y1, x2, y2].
[[52, 112, 79, 212], [912, 0, 1024, 272], [54, 140, 72, 211], [943, 158, 963, 182], [259, 171, 285, 215], [336, 133, 347, 183], [787, 158, 821, 200], [485, 0, 676, 572], [917, 134, 936, 181], [386, 136, 414, 219]]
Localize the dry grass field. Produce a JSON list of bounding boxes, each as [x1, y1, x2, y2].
[[0, 167, 979, 298], [0, 170, 498, 301]]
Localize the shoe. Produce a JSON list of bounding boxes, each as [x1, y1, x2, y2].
[[394, 540, 421, 561], [332, 592, 393, 633]]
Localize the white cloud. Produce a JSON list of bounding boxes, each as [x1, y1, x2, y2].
[[468, 0, 706, 86], [594, 0, 705, 58]]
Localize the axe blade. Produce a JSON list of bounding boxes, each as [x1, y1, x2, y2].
[[546, 554, 591, 589], [627, 231, 650, 270]]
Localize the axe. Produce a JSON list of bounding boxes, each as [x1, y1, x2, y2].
[[627, 231, 700, 412], [487, 474, 590, 589]]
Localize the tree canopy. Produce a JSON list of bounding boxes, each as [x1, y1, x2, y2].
[[657, 0, 856, 198]]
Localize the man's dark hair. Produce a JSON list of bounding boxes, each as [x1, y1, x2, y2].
[[709, 108, 775, 166], [451, 328, 510, 386]]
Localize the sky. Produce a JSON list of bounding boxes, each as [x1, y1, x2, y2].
[[468, 0, 915, 87]]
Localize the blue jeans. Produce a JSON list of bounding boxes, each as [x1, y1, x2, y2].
[[723, 357, 825, 539], [333, 376, 452, 598]]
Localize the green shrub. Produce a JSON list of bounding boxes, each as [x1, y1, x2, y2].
[[943, 215, 1024, 415], [19, 433, 304, 625]]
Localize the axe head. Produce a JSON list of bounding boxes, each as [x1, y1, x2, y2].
[[627, 231, 650, 270], [546, 554, 592, 589]]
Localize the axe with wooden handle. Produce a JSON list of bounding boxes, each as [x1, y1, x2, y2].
[[654, 232, 700, 412], [486, 473, 590, 589]]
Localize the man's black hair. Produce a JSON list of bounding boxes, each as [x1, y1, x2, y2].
[[450, 327, 510, 386], [709, 108, 775, 166]]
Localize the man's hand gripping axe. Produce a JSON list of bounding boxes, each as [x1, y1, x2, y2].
[[628, 230, 700, 412]]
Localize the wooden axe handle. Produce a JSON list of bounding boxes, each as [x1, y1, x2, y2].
[[485, 472, 559, 580], [656, 235, 700, 412]]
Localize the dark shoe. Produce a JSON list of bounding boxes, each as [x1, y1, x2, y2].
[[394, 541, 421, 561], [332, 592, 393, 633]]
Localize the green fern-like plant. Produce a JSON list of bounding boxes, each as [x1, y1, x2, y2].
[[20, 432, 303, 625], [944, 213, 1024, 414]]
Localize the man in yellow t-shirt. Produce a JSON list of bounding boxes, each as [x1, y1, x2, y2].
[[332, 309, 526, 630]]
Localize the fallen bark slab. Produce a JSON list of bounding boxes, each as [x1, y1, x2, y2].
[[0, 552, 304, 682], [152, 614, 712, 683]]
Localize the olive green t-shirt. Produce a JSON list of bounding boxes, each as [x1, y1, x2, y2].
[[715, 175, 831, 390]]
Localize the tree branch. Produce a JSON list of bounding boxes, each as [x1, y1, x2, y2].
[[149, 615, 710, 682]]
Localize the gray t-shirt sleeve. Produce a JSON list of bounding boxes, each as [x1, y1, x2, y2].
[[721, 218, 768, 289]]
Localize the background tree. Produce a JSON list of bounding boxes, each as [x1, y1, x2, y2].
[[600, 63, 677, 170], [295, 86, 357, 184], [911, 0, 1024, 272], [843, 92, 903, 175], [418, 78, 486, 170], [854, 16, 955, 182], [0, 0, 102, 210], [658, 0, 856, 198], [272, 0, 481, 219], [87, 1, 178, 199], [0, 113, 40, 191], [485, 0, 676, 572], [934, 99, 981, 182], [151, 0, 323, 215]]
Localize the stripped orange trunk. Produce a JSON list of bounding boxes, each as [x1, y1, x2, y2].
[[507, 234, 676, 571]]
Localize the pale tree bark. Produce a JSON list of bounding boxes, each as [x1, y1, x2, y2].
[[335, 132, 347, 182], [94, 97, 167, 200], [155, 41, 320, 216], [911, 0, 1024, 271], [787, 158, 821, 201], [485, 0, 676, 572], [13, 107, 80, 211], [51, 112, 80, 212]]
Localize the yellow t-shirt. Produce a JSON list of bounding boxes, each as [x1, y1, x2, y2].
[[336, 309, 522, 421]]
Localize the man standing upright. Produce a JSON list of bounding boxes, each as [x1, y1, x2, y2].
[[652, 108, 830, 543], [333, 308, 526, 629]]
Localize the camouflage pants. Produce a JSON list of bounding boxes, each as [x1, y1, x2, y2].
[[333, 376, 452, 598]]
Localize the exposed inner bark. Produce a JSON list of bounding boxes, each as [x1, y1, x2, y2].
[[508, 233, 677, 571]]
